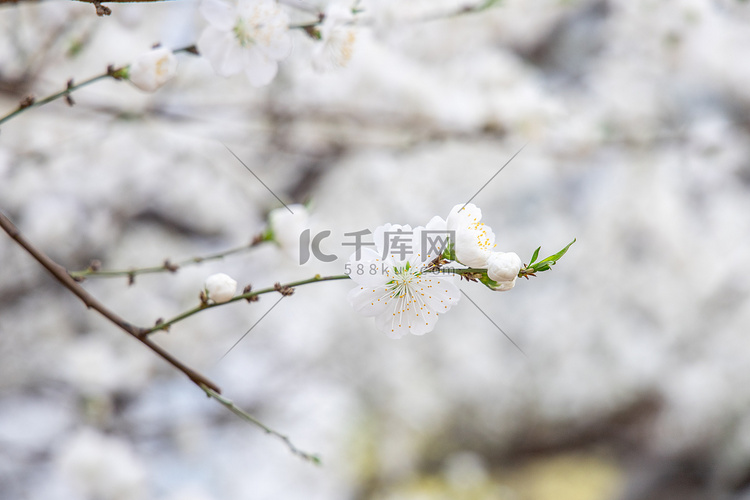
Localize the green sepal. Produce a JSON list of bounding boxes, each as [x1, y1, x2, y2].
[[261, 226, 275, 242], [454, 268, 507, 291], [479, 272, 504, 291], [441, 241, 456, 261], [111, 67, 129, 80]]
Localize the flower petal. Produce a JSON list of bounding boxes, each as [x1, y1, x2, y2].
[[237, 0, 272, 18], [262, 31, 293, 60], [411, 225, 448, 263], [219, 39, 248, 76], [373, 224, 415, 264], [425, 215, 447, 231], [199, 0, 236, 31], [374, 295, 436, 338], [198, 26, 244, 76], [446, 203, 482, 232], [487, 251, 522, 282], [243, 48, 278, 86], [492, 278, 517, 291], [347, 285, 391, 317], [418, 274, 460, 313], [454, 223, 495, 267], [348, 247, 391, 287]]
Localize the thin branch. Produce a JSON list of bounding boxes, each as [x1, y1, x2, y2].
[[76, 0, 176, 3], [0, 0, 174, 3], [0, 45, 197, 128], [0, 0, 176, 14], [145, 274, 351, 335], [70, 236, 266, 282], [0, 209, 346, 460], [0, 210, 221, 393], [0, 72, 114, 127], [402, 0, 503, 24], [201, 384, 321, 463]]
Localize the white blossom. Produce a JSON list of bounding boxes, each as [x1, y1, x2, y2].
[[127, 47, 178, 92], [57, 428, 147, 500], [61, 337, 152, 396], [313, 3, 358, 72], [197, 0, 292, 87], [204, 273, 238, 303], [347, 224, 460, 338], [445, 203, 496, 268], [486, 251, 522, 290], [268, 204, 310, 261]]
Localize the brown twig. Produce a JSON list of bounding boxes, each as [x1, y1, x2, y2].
[[0, 46, 196, 129], [0, 210, 221, 393], [0, 0, 175, 4], [69, 234, 265, 282]]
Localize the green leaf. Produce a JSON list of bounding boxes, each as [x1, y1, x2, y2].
[[534, 238, 576, 267], [529, 246, 541, 265]]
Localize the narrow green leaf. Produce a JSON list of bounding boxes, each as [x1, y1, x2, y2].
[[529, 246, 541, 265], [535, 238, 576, 266]]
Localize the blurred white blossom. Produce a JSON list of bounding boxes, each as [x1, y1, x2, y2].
[[486, 251, 522, 290], [127, 47, 178, 92], [57, 428, 147, 500], [313, 3, 359, 71], [204, 273, 238, 303], [348, 224, 460, 338], [268, 203, 310, 260], [61, 336, 153, 396], [197, 0, 292, 87]]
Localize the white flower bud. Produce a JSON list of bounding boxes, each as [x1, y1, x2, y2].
[[454, 223, 496, 268], [204, 273, 237, 303], [128, 47, 178, 92], [492, 278, 517, 291], [487, 251, 522, 283]]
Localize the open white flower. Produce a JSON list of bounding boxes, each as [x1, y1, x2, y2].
[[313, 3, 358, 72], [204, 273, 238, 303], [347, 224, 460, 338], [486, 251, 522, 290], [445, 203, 496, 267], [128, 47, 178, 92], [197, 0, 292, 87]]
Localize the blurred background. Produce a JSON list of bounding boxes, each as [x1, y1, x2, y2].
[[2, 0, 750, 499]]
